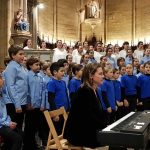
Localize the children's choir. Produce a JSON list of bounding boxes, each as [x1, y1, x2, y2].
[[0, 40, 150, 150]]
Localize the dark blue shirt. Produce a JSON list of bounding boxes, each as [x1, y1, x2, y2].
[[100, 79, 116, 110], [121, 75, 137, 96], [137, 74, 150, 99], [47, 78, 69, 110], [113, 80, 121, 101], [68, 77, 82, 94]]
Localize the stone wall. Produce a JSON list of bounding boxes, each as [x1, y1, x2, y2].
[[105, 0, 150, 45], [38, 0, 79, 45]]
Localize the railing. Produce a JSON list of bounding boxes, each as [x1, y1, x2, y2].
[[24, 49, 54, 62]]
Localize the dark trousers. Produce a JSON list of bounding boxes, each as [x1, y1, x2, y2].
[[23, 108, 42, 150], [38, 112, 49, 146], [142, 98, 150, 110], [116, 106, 124, 120], [124, 95, 137, 115], [105, 110, 116, 125], [53, 115, 64, 135], [0, 126, 22, 150], [6, 103, 26, 130]]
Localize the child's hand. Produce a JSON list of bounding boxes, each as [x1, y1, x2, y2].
[[107, 107, 112, 113], [16, 108, 22, 113], [27, 104, 33, 110], [137, 102, 143, 106], [53, 116, 59, 122], [115, 106, 118, 111], [10, 122, 17, 129], [124, 99, 129, 107], [117, 101, 123, 107], [40, 108, 45, 111]]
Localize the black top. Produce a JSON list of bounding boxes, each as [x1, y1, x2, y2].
[[64, 85, 107, 148]]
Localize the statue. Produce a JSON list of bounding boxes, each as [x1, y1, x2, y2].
[[87, 0, 98, 18], [14, 9, 29, 32]]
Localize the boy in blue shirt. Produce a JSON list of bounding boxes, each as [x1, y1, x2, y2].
[[23, 57, 46, 150], [68, 64, 83, 105], [47, 62, 70, 111], [121, 64, 138, 114], [47, 62, 70, 134], [137, 61, 150, 110], [0, 74, 22, 150], [101, 68, 117, 125], [57, 59, 69, 87], [4, 45, 28, 130]]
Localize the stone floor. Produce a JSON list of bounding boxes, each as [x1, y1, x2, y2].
[[84, 146, 134, 150]]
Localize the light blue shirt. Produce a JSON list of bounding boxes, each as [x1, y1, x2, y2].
[[0, 92, 11, 128], [88, 58, 97, 64], [125, 56, 133, 65], [140, 56, 150, 64], [27, 70, 44, 108], [41, 75, 51, 110], [136, 72, 143, 78], [62, 73, 69, 87], [107, 56, 116, 68], [4, 60, 28, 109]]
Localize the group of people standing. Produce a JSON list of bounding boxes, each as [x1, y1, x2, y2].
[[0, 39, 150, 150]]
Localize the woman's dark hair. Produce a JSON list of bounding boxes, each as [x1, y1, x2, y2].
[[82, 63, 101, 87]]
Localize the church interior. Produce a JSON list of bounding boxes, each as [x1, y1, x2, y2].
[[1, 0, 150, 68], [1, 0, 150, 150]]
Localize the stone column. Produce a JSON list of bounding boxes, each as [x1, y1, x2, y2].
[[132, 0, 136, 45], [0, 0, 9, 69], [32, 6, 38, 49], [103, 0, 107, 44], [23, 0, 27, 19], [53, 0, 57, 41], [19, 0, 23, 9]]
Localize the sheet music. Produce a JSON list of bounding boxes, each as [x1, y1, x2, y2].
[[102, 112, 135, 131]]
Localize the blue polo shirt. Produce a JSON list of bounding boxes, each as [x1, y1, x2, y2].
[[47, 78, 69, 110], [113, 80, 121, 101], [100, 79, 116, 110], [137, 74, 150, 99], [68, 77, 82, 94], [121, 75, 137, 96]]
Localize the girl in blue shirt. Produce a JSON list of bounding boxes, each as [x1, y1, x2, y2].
[[68, 64, 83, 105], [101, 68, 117, 125], [113, 69, 124, 119], [105, 48, 116, 69], [125, 49, 134, 65], [121, 64, 138, 114], [137, 61, 150, 110], [140, 49, 150, 64]]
